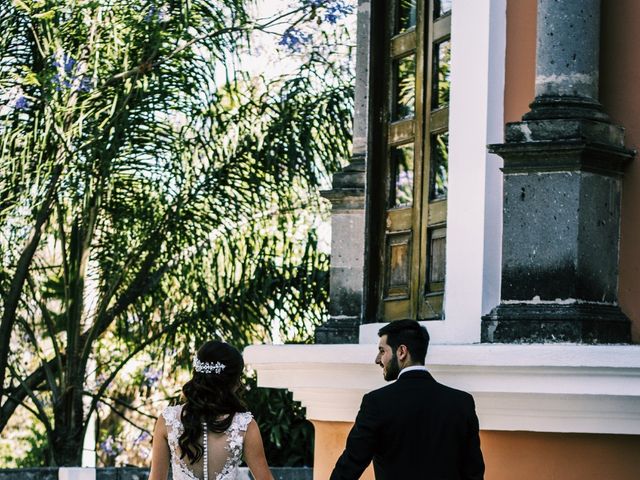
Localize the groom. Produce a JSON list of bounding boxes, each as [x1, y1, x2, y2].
[[330, 320, 485, 479]]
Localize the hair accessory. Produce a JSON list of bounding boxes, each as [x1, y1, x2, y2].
[[193, 357, 226, 374]]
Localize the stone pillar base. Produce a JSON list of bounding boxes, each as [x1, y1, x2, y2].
[[523, 95, 611, 122], [315, 316, 360, 344], [481, 303, 631, 343]]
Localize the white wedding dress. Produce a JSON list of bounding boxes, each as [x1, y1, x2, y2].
[[162, 405, 253, 480]]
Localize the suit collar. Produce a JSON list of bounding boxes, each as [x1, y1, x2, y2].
[[396, 369, 434, 381], [398, 365, 428, 377]]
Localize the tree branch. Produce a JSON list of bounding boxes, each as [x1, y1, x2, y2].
[[101, 5, 309, 86], [25, 273, 63, 396], [79, 249, 169, 369], [83, 391, 156, 420], [90, 396, 152, 435], [0, 359, 51, 432], [81, 318, 183, 440], [7, 364, 55, 445], [16, 316, 60, 402], [0, 161, 63, 401]]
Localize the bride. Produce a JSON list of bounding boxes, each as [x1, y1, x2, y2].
[[149, 340, 273, 480]]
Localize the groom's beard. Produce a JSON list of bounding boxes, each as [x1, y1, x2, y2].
[[384, 353, 401, 381]]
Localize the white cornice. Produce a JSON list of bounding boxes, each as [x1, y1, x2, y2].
[[244, 343, 640, 434]]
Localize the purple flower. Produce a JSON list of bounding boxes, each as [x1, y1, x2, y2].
[[325, 12, 338, 24], [53, 54, 76, 75], [52, 73, 72, 91], [79, 76, 93, 92], [142, 366, 161, 387], [51, 52, 93, 93], [14, 96, 29, 110], [144, 3, 169, 23], [63, 56, 76, 73], [304, 0, 325, 6], [100, 435, 123, 458], [144, 5, 157, 22], [324, 1, 354, 24], [133, 431, 151, 445], [279, 28, 312, 52]]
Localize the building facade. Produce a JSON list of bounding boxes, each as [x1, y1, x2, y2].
[[246, 1, 640, 478]]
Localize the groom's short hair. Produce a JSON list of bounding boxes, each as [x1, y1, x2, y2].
[[378, 320, 430, 364]]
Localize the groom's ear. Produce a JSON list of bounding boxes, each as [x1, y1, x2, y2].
[[397, 344, 409, 362]]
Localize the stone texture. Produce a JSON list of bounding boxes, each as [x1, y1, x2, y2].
[[525, 0, 609, 122], [0, 468, 58, 480], [330, 211, 365, 268], [484, 137, 632, 343], [315, 316, 360, 344], [535, 0, 600, 100], [500, 170, 621, 303], [505, 118, 625, 146], [352, 0, 371, 155], [315, 196, 366, 342], [482, 303, 630, 343], [97, 467, 148, 480], [267, 467, 313, 480], [491, 139, 631, 175], [328, 267, 364, 316]]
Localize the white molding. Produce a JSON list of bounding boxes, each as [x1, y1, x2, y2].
[[482, 0, 506, 316], [359, 322, 386, 344], [426, 0, 506, 343], [58, 468, 96, 480], [245, 343, 640, 434]]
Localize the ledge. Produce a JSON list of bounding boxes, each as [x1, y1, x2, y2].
[[244, 343, 640, 435], [0, 467, 312, 480]]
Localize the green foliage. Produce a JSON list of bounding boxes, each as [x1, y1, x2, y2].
[[16, 424, 51, 467], [0, 0, 354, 466], [244, 373, 314, 467], [0, 415, 50, 467]]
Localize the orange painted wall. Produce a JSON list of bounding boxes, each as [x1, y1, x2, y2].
[[311, 420, 640, 479], [311, 420, 374, 480], [481, 431, 640, 480], [504, 0, 536, 123], [505, 0, 640, 342]]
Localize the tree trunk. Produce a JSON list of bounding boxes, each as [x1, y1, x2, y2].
[[51, 380, 86, 466]]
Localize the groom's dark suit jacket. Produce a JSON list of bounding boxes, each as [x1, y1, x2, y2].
[[330, 370, 484, 480]]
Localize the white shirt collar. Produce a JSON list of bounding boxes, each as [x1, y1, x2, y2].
[[398, 365, 428, 378]]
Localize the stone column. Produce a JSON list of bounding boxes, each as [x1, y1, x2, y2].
[[482, 0, 634, 343], [536, 0, 599, 99], [315, 0, 370, 343]]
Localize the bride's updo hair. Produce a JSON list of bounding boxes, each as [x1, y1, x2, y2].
[[178, 340, 247, 463]]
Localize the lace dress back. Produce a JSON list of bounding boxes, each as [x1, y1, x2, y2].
[[162, 405, 253, 480]]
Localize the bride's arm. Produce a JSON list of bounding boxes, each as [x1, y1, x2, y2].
[[148, 415, 170, 480], [243, 419, 274, 480]]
